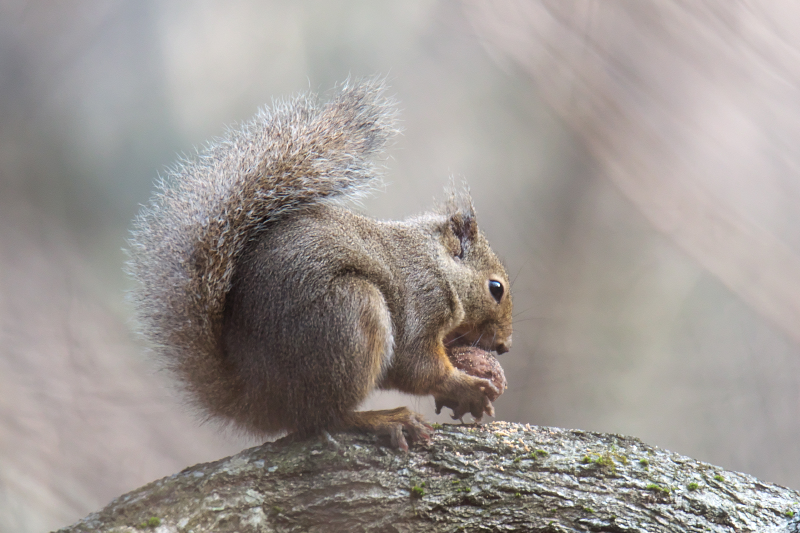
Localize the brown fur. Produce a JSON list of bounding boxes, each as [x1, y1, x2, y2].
[[127, 79, 512, 450]]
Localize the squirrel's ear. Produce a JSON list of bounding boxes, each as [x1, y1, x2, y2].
[[438, 180, 478, 259], [449, 212, 478, 259]]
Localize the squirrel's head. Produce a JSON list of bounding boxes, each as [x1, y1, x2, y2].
[[436, 192, 513, 357]]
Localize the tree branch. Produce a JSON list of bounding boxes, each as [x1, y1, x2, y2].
[[57, 422, 799, 532]]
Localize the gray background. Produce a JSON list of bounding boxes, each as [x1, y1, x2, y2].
[[1, 2, 799, 531]]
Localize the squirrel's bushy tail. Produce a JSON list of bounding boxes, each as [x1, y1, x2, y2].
[[126, 78, 399, 428]]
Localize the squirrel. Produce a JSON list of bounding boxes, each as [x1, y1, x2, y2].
[[127, 78, 513, 451]]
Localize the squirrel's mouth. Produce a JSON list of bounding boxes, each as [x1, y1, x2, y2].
[[443, 324, 501, 356]]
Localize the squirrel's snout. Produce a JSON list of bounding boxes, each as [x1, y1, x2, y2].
[[495, 336, 512, 355]]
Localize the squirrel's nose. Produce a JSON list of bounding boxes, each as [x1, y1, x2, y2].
[[495, 336, 512, 355]]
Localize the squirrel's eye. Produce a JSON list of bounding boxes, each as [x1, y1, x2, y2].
[[488, 280, 504, 303]]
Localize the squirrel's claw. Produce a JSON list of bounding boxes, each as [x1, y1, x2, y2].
[[480, 381, 501, 403], [484, 398, 495, 418], [434, 398, 445, 415], [389, 424, 410, 452]]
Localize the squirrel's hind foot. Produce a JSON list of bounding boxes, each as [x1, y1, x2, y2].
[[345, 407, 432, 452]]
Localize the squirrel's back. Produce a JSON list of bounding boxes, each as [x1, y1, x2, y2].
[[126, 79, 400, 430]]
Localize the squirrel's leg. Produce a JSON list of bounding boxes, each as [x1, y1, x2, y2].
[[293, 276, 430, 449], [286, 276, 389, 433], [304, 276, 432, 451]]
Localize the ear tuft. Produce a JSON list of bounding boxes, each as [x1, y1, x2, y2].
[[438, 178, 476, 219]]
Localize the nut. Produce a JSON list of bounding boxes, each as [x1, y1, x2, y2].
[[447, 346, 507, 400]]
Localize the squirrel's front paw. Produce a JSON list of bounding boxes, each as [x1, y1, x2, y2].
[[434, 372, 498, 422]]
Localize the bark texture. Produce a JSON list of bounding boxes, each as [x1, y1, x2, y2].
[[56, 422, 799, 532]]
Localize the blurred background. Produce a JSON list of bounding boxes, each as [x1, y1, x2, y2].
[[2, 1, 800, 531]]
